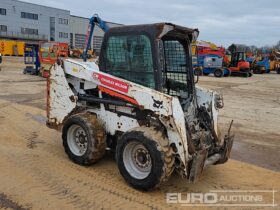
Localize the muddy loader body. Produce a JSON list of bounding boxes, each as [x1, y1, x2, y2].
[[47, 22, 234, 190]]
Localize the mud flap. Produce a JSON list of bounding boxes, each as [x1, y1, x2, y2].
[[215, 135, 234, 164], [187, 149, 208, 182]]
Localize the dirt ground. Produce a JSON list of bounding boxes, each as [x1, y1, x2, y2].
[[0, 57, 279, 210]]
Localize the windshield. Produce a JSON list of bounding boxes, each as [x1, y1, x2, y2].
[[103, 34, 155, 88]]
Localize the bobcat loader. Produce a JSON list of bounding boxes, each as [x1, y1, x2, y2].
[[47, 22, 234, 190]]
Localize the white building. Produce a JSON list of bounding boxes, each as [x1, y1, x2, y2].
[[0, 0, 70, 43], [0, 0, 122, 51]]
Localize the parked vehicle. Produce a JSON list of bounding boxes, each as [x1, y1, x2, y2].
[[47, 15, 234, 190], [39, 41, 68, 78], [23, 44, 40, 75], [194, 53, 231, 77], [252, 49, 271, 74], [228, 44, 253, 77]]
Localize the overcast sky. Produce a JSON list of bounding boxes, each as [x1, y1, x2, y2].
[[24, 0, 280, 47]]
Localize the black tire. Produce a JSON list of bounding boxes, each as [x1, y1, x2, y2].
[[277, 68, 280, 74], [214, 68, 224, 78], [62, 113, 106, 165], [194, 67, 202, 76], [249, 72, 253, 77], [116, 127, 174, 190]]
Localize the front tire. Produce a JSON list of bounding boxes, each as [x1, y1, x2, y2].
[[116, 127, 174, 190], [214, 68, 224, 77], [62, 113, 106, 165]]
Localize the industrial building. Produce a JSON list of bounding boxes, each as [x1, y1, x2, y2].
[[0, 0, 121, 52]]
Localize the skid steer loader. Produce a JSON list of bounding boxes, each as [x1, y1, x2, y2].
[[47, 22, 234, 190]]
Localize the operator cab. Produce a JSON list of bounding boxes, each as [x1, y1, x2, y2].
[[230, 51, 246, 67], [99, 23, 199, 101]]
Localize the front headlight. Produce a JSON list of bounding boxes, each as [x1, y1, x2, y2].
[[214, 93, 224, 109]]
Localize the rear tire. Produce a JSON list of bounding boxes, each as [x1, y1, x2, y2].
[[116, 127, 174, 190], [62, 113, 106, 165], [277, 68, 280, 74], [214, 68, 224, 77]]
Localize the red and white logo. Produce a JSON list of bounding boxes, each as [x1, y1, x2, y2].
[[92, 73, 129, 93]]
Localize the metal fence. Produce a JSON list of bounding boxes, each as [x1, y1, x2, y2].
[[0, 31, 48, 41]]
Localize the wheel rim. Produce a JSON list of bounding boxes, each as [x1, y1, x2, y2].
[[216, 70, 222, 77], [67, 124, 88, 156], [123, 141, 152, 180]]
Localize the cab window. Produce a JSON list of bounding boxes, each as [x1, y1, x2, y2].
[[103, 35, 155, 88], [163, 40, 189, 97]]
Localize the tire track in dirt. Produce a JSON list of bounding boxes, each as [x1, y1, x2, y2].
[[0, 193, 29, 210], [0, 101, 279, 209], [1, 148, 169, 210]]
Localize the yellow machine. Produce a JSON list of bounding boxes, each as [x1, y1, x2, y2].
[[0, 40, 24, 56], [69, 48, 96, 59], [270, 50, 280, 74]]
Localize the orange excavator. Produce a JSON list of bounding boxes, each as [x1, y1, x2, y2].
[[227, 44, 252, 77]]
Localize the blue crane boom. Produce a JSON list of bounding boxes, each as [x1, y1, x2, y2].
[[83, 14, 109, 61]]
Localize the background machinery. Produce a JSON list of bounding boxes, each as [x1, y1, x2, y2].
[[82, 14, 109, 62], [192, 41, 230, 77], [270, 50, 280, 74], [251, 49, 280, 74], [227, 44, 253, 77], [23, 44, 40, 75], [251, 49, 271, 74], [47, 16, 234, 190], [39, 41, 68, 78]]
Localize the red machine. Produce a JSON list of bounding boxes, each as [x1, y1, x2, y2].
[[228, 44, 252, 77], [39, 42, 68, 78], [197, 45, 230, 65]]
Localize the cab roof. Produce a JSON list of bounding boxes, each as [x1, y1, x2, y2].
[[106, 22, 199, 42]]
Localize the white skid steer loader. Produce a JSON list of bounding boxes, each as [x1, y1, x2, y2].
[[47, 22, 234, 190]]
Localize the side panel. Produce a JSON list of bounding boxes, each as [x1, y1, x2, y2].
[[47, 64, 77, 128], [195, 85, 221, 136], [47, 59, 190, 169]]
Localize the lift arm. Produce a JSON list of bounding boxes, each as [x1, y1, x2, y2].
[[83, 15, 109, 61]]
